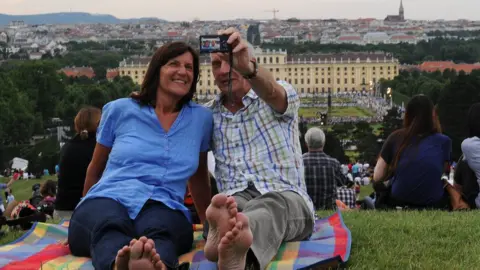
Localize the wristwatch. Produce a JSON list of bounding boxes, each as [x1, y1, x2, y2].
[[242, 59, 258, 80]]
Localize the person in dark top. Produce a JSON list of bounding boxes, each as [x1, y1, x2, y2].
[[373, 95, 468, 210], [54, 106, 101, 219]]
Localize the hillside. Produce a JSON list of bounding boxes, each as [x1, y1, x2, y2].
[[0, 12, 167, 26]]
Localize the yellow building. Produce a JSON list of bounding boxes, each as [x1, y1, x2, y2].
[[118, 48, 399, 96]]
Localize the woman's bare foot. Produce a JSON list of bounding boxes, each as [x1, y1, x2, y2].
[[114, 244, 131, 270], [204, 194, 238, 262], [114, 237, 167, 270], [217, 213, 253, 270]]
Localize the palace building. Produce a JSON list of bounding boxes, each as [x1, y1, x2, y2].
[[118, 47, 399, 97]]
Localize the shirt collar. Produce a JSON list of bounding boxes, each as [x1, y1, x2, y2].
[[213, 89, 258, 109]]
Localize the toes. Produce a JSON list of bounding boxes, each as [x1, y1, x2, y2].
[[225, 231, 235, 241], [143, 242, 153, 257], [130, 239, 144, 259], [152, 252, 161, 263], [138, 236, 148, 243], [117, 245, 130, 257], [211, 194, 228, 207], [146, 238, 155, 248], [130, 239, 137, 246]]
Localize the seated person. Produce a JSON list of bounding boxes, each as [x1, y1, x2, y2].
[[454, 155, 478, 209], [203, 28, 314, 270], [3, 180, 57, 230], [54, 106, 101, 220], [68, 42, 213, 270], [373, 95, 468, 210], [303, 127, 348, 210], [337, 181, 357, 209], [461, 102, 480, 208], [5, 188, 14, 205]]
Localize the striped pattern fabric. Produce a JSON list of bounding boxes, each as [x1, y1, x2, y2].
[[0, 212, 351, 270], [205, 81, 315, 219]]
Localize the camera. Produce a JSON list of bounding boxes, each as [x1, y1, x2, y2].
[[199, 34, 231, 54]]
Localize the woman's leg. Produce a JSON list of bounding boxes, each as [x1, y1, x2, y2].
[[68, 198, 136, 270], [133, 200, 193, 269]]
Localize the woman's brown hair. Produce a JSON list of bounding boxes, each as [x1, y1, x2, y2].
[[74, 106, 102, 140], [130, 41, 200, 111], [40, 180, 57, 197], [390, 94, 442, 172]]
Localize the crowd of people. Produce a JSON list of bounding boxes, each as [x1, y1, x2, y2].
[[299, 93, 395, 125], [303, 96, 479, 212], [1, 30, 480, 270]]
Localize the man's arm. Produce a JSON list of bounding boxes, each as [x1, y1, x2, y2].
[[248, 66, 288, 114], [188, 152, 211, 223]]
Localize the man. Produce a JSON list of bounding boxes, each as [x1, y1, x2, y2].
[[302, 127, 348, 210], [203, 28, 314, 270]]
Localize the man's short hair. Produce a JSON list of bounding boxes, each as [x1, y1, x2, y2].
[[305, 127, 326, 149]]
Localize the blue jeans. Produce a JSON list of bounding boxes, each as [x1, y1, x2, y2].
[[68, 198, 193, 270]]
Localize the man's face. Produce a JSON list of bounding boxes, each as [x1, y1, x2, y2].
[[210, 53, 248, 95]]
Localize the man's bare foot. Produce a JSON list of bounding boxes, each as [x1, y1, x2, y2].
[[217, 213, 253, 270], [204, 194, 238, 262]]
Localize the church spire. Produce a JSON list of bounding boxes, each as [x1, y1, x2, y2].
[[399, 0, 405, 20]]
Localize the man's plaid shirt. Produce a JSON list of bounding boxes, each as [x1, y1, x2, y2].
[[205, 81, 314, 220], [302, 151, 348, 210], [337, 186, 357, 209]]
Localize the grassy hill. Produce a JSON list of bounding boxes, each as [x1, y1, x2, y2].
[[1, 179, 478, 269]]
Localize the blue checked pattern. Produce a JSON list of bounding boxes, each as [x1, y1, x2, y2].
[[205, 81, 314, 219]]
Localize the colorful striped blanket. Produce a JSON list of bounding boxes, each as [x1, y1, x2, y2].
[[0, 211, 351, 270]]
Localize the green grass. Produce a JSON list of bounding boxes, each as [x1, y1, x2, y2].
[[299, 107, 374, 118], [319, 210, 480, 269], [3, 177, 479, 269], [1, 175, 57, 202], [358, 184, 373, 199]]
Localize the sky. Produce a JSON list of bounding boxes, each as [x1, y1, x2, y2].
[[1, 0, 478, 21]]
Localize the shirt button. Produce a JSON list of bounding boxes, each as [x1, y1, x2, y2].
[[235, 143, 239, 147], [237, 159, 240, 162], [234, 125, 238, 128]]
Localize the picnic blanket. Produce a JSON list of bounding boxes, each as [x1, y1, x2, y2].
[[0, 211, 351, 269]]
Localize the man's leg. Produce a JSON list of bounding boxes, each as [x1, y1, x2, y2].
[[239, 191, 314, 269], [68, 198, 135, 270], [133, 200, 193, 269]]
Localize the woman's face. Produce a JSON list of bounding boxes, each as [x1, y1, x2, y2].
[[158, 52, 194, 99]]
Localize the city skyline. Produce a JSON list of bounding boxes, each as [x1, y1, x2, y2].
[[1, 0, 479, 21]]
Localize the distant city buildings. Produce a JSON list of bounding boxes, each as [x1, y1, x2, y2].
[[118, 48, 400, 98], [417, 61, 480, 73], [385, 0, 405, 23], [1, 0, 479, 61], [59, 67, 96, 78]]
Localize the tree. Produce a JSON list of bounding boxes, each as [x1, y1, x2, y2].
[[352, 122, 379, 165], [323, 131, 349, 164], [379, 108, 403, 142], [437, 72, 480, 160]]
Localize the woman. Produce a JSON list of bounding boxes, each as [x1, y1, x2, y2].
[[68, 42, 213, 270], [54, 107, 101, 219], [460, 103, 480, 208], [373, 95, 467, 210]]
